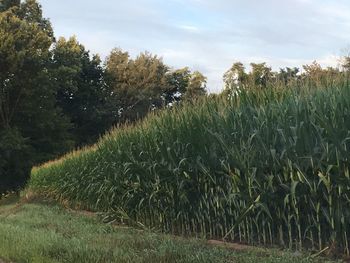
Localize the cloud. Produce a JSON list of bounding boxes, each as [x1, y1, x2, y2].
[[39, 0, 350, 93], [179, 25, 199, 32]]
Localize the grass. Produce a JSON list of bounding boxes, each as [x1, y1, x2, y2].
[[0, 197, 340, 263]]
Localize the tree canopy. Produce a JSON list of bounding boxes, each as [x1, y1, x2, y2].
[[0, 0, 72, 193], [105, 49, 207, 122]]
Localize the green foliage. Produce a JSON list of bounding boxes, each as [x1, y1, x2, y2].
[[0, 128, 29, 193], [0, 6, 51, 130], [164, 67, 191, 103], [183, 71, 207, 101], [105, 49, 170, 122], [223, 60, 346, 94], [0, 1, 73, 193], [0, 0, 20, 12], [53, 36, 113, 146], [105, 49, 207, 123], [30, 78, 350, 254], [249, 63, 272, 89], [17, 0, 54, 38], [223, 62, 273, 91], [223, 62, 247, 91], [164, 67, 207, 103]]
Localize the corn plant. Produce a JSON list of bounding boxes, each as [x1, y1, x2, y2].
[[30, 78, 350, 254]]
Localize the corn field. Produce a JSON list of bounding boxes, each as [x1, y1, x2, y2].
[[30, 80, 350, 254]]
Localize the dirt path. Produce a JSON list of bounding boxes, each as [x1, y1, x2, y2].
[[207, 240, 261, 251], [206, 240, 271, 259]]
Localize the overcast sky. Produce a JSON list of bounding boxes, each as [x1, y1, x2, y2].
[[39, 0, 350, 92]]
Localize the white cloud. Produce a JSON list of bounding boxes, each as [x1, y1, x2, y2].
[[39, 0, 350, 93], [179, 25, 199, 32]]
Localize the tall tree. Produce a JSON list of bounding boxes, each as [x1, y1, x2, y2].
[[277, 67, 299, 86], [302, 61, 324, 87], [223, 62, 247, 92], [105, 49, 169, 122], [183, 71, 207, 101], [250, 62, 272, 89], [164, 67, 191, 104], [53, 36, 114, 146], [165, 67, 207, 103], [106, 49, 208, 122], [0, 9, 51, 129], [0, 1, 72, 193]]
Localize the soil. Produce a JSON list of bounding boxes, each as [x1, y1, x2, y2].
[[207, 239, 260, 251]]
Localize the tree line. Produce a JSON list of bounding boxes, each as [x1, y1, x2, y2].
[[223, 60, 350, 93], [0, 0, 207, 194]]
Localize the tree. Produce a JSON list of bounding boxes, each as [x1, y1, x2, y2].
[[105, 49, 169, 122], [53, 36, 113, 146], [0, 1, 72, 193], [0, 128, 28, 194], [277, 67, 299, 86], [223, 62, 247, 92], [0, 0, 20, 12], [183, 71, 207, 100], [341, 56, 350, 72], [0, 9, 51, 129], [17, 0, 53, 38], [302, 61, 324, 87], [249, 62, 272, 89], [223, 61, 274, 93], [106, 49, 208, 122], [164, 67, 191, 104], [165, 67, 207, 103]]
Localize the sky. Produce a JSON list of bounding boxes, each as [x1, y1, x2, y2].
[[39, 0, 350, 93]]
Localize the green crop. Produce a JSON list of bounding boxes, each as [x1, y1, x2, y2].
[[30, 80, 350, 254]]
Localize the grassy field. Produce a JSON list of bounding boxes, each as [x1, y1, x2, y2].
[[0, 197, 339, 263]]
